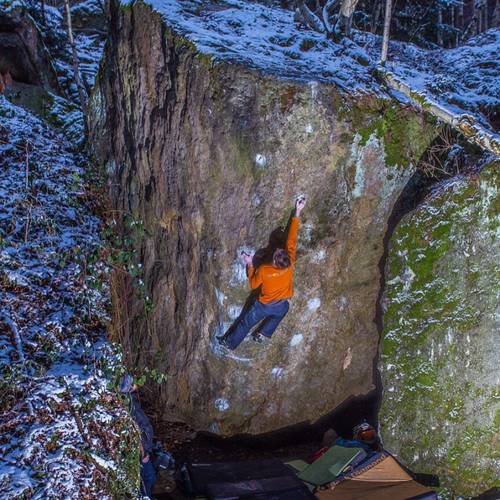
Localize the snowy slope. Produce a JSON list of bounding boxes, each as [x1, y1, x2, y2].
[[41, 0, 106, 145], [122, 0, 499, 132], [122, 0, 376, 90], [362, 29, 500, 129], [35, 2, 105, 95], [0, 96, 138, 498], [1, 2, 139, 497]]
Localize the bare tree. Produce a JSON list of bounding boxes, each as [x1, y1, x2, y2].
[[450, 5, 457, 48], [380, 0, 392, 64], [63, 0, 87, 112], [437, 6, 443, 46], [296, 0, 360, 41], [371, 0, 383, 33], [40, 0, 46, 25], [339, 0, 360, 37]]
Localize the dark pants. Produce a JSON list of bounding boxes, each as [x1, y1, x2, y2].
[[226, 299, 289, 350], [140, 459, 156, 498]]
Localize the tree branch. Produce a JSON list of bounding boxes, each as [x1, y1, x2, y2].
[[322, 0, 341, 34], [295, 1, 325, 33], [1, 313, 34, 416]]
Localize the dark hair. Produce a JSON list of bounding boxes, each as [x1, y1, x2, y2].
[[273, 248, 291, 269]]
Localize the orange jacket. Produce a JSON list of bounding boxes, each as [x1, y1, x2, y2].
[[247, 217, 299, 304]]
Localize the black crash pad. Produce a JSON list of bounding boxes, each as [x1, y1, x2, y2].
[[206, 474, 315, 499], [178, 458, 315, 498]]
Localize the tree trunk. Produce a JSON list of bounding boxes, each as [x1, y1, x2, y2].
[[451, 6, 459, 47], [437, 7, 443, 46], [342, 14, 352, 36], [339, 0, 359, 37], [380, 0, 392, 64], [63, 0, 87, 113], [371, 0, 382, 33], [40, 0, 46, 25], [490, 0, 500, 29], [322, 0, 340, 36], [295, 1, 325, 33]]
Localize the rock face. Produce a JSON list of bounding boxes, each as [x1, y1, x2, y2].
[[90, 1, 435, 435], [379, 162, 499, 496], [0, 8, 59, 91]]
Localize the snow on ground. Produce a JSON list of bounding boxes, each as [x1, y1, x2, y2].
[[123, 0, 375, 91], [360, 29, 500, 130], [35, 0, 105, 95], [70, 0, 106, 89], [0, 96, 138, 498], [46, 0, 106, 144], [122, 0, 499, 132], [0, 4, 137, 495]]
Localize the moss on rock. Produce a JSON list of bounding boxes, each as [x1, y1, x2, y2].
[[379, 161, 500, 497]]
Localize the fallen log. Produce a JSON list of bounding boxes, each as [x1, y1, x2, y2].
[[380, 69, 500, 157]]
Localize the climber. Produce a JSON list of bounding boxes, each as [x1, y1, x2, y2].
[[219, 196, 306, 350], [119, 375, 156, 498]]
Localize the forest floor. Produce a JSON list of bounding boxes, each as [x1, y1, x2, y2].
[[0, 95, 137, 498], [0, 2, 139, 498]]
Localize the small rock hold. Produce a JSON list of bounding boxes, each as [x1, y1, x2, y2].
[[255, 154, 267, 167], [307, 297, 321, 311], [342, 347, 352, 370], [214, 398, 230, 411]]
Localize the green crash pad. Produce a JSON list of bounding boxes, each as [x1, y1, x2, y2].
[[297, 446, 366, 486], [286, 460, 309, 473]]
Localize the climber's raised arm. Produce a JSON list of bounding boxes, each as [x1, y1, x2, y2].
[[286, 196, 306, 264]]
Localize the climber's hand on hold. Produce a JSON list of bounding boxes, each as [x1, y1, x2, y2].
[[295, 195, 306, 216], [241, 251, 252, 266]]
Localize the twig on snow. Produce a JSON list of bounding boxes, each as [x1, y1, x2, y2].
[[1, 313, 34, 416], [24, 141, 30, 192]]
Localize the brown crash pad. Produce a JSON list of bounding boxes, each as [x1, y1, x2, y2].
[[316, 454, 436, 500]]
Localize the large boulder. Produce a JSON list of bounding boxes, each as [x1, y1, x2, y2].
[[379, 161, 499, 496], [89, 0, 435, 435]]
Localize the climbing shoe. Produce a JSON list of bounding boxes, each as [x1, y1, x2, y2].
[[218, 336, 230, 349], [252, 332, 264, 344]]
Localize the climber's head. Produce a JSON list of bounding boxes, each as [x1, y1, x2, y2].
[[353, 422, 377, 444], [273, 248, 291, 269]]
